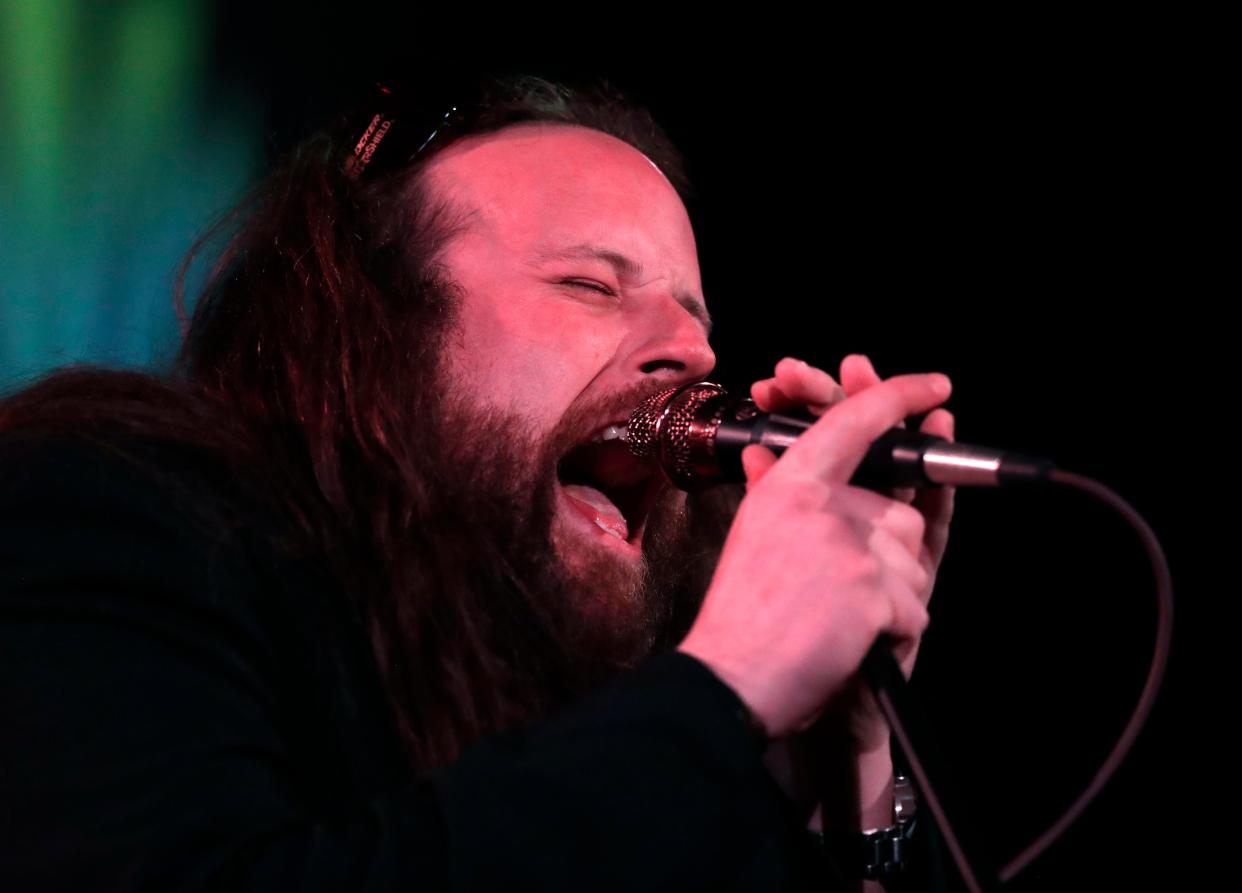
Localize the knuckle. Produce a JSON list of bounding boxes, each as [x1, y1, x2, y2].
[[891, 502, 925, 538], [914, 601, 931, 633], [895, 500, 923, 527], [773, 476, 832, 513], [864, 597, 893, 633], [803, 512, 844, 545], [842, 551, 883, 584]]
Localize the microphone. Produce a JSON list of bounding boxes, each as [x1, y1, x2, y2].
[[626, 382, 1054, 491]]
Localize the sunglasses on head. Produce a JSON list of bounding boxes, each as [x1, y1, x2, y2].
[[342, 80, 472, 181]]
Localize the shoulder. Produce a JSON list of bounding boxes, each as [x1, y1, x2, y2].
[[0, 425, 240, 507], [0, 428, 298, 660], [0, 424, 310, 568], [0, 429, 259, 569]]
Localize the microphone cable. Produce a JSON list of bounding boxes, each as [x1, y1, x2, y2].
[[629, 381, 1175, 888], [860, 466, 1174, 891]]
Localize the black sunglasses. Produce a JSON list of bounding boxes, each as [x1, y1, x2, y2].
[[342, 81, 471, 181]]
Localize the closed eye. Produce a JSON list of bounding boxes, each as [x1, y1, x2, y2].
[[562, 279, 617, 297]]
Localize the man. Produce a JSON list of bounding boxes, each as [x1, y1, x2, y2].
[[0, 75, 954, 889]]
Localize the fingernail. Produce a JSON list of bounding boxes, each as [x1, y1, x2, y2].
[[931, 374, 952, 396], [841, 354, 864, 375]]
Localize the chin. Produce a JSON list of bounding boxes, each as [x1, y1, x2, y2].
[[549, 505, 660, 662], [548, 480, 699, 668], [551, 496, 645, 592]]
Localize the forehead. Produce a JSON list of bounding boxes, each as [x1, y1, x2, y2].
[[419, 123, 700, 274]]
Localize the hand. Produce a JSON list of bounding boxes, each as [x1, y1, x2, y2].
[[676, 355, 953, 740], [752, 356, 957, 751]]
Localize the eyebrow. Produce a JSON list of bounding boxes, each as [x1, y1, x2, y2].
[[530, 242, 713, 337]]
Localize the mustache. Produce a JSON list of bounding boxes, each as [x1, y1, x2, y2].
[[547, 378, 696, 461]]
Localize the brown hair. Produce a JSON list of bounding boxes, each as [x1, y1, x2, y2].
[[0, 73, 702, 771]]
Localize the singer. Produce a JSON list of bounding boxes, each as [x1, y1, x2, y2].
[[0, 74, 955, 890]]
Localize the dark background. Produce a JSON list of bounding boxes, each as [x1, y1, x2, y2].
[[12, 4, 1218, 888]]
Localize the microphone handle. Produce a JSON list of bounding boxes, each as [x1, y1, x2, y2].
[[714, 411, 944, 489]]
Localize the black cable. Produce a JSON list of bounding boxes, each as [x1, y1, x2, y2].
[[861, 467, 1174, 889]]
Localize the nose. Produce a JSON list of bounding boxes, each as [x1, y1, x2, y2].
[[626, 292, 716, 386]]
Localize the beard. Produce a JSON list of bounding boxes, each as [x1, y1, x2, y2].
[[425, 378, 741, 678]]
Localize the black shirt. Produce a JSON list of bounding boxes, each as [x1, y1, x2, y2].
[[0, 432, 942, 890]]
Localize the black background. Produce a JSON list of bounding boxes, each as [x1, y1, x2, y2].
[[208, 6, 1216, 888]]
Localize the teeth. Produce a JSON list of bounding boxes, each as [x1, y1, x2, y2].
[[594, 517, 626, 539], [589, 424, 628, 444]]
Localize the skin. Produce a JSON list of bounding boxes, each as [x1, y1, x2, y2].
[[420, 123, 956, 844], [422, 122, 715, 597], [748, 354, 956, 745], [745, 355, 956, 855]]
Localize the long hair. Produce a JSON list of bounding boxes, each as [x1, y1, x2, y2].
[[0, 74, 705, 772]]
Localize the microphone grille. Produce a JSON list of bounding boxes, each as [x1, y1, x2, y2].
[[626, 386, 682, 458], [627, 382, 728, 479]]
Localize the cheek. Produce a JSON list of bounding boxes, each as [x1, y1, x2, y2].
[[451, 297, 619, 418]]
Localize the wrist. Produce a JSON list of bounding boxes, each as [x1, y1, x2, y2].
[[856, 746, 895, 832], [814, 735, 893, 834], [674, 642, 780, 740], [810, 773, 919, 881]]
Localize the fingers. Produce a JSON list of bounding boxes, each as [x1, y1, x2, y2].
[[772, 371, 952, 484], [829, 485, 927, 559], [839, 353, 882, 396], [865, 524, 931, 594], [699, 354, 953, 739], [881, 571, 932, 673], [742, 443, 779, 490], [751, 352, 954, 567], [751, 357, 847, 415], [921, 407, 954, 440], [913, 407, 956, 569], [752, 354, 954, 564], [838, 354, 920, 503], [890, 587, 931, 648]]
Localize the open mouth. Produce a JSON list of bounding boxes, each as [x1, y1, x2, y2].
[[556, 422, 664, 549]]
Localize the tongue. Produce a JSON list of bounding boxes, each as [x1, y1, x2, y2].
[[562, 483, 629, 541]]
